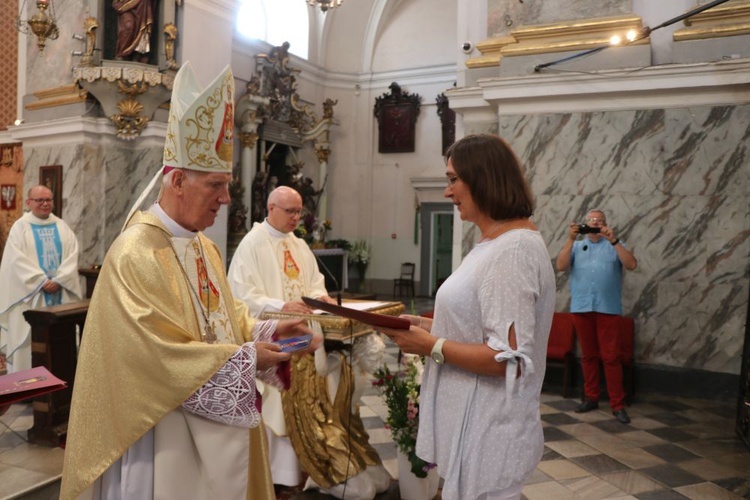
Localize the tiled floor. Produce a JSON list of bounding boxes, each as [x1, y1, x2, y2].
[[2, 296, 749, 499]]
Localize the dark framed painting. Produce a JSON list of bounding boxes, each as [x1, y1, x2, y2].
[[39, 165, 63, 218], [374, 82, 421, 154]]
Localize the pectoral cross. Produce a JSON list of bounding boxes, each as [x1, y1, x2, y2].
[[204, 323, 217, 344]]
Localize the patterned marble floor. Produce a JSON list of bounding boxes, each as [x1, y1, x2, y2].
[[1, 298, 749, 499]]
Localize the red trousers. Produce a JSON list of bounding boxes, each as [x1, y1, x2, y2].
[[572, 312, 625, 410]]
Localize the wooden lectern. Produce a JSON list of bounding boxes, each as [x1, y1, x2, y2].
[[23, 300, 89, 447]]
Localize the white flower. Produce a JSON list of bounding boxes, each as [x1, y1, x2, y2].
[[402, 353, 424, 386], [351, 239, 372, 265]]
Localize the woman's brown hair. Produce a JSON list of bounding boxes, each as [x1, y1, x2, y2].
[[445, 134, 534, 220]]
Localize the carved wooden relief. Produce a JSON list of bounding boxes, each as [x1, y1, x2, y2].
[[374, 82, 421, 153], [436, 93, 456, 156]]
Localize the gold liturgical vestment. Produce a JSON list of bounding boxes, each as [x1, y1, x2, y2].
[[60, 212, 274, 500]]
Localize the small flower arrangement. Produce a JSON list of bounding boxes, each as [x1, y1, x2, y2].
[[350, 239, 372, 266], [372, 354, 435, 478], [295, 214, 332, 246]]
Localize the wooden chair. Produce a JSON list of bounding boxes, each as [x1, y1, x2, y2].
[[546, 312, 576, 398], [393, 262, 415, 297]]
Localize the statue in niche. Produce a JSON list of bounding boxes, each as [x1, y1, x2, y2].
[[113, 0, 155, 62], [228, 178, 248, 234], [267, 175, 278, 194], [285, 162, 322, 216], [286, 161, 304, 188], [298, 177, 322, 217], [322, 98, 338, 119]]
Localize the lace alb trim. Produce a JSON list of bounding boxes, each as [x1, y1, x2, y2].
[[182, 343, 261, 428]]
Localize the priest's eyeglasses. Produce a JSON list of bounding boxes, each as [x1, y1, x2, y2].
[[30, 198, 53, 204], [446, 175, 460, 187], [275, 205, 303, 217]]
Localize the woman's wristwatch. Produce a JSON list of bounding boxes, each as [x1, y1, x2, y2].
[[431, 338, 446, 364]]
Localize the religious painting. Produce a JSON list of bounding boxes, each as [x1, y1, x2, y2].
[[1, 185, 17, 210], [0, 145, 13, 167], [39, 165, 63, 218], [374, 82, 421, 153]]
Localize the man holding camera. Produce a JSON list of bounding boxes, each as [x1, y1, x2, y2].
[[556, 209, 637, 424]]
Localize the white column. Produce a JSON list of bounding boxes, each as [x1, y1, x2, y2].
[[314, 141, 330, 219]]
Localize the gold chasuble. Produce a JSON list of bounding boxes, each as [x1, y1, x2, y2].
[[61, 212, 274, 499]]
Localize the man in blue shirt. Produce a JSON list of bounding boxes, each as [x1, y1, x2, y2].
[[556, 210, 637, 424]]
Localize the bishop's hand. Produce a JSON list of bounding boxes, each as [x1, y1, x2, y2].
[[255, 341, 291, 371]]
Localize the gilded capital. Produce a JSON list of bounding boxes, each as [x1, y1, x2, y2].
[[240, 131, 259, 149], [315, 145, 330, 163]]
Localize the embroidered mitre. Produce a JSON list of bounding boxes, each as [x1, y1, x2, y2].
[[163, 61, 234, 173]]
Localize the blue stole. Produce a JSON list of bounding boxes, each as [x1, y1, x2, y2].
[[30, 223, 63, 306]]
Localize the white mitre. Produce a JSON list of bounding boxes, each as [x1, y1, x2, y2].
[[163, 61, 234, 173], [123, 62, 235, 229]]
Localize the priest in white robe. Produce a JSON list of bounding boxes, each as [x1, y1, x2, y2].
[[0, 185, 82, 374], [228, 185, 336, 488], [228, 186, 334, 317]]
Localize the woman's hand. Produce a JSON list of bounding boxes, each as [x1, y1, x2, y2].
[[400, 314, 432, 332], [378, 324, 434, 357]]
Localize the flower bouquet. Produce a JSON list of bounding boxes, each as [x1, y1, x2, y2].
[[372, 354, 435, 478], [350, 239, 372, 266]]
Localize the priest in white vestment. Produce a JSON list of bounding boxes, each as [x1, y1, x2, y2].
[[228, 186, 334, 318], [228, 185, 337, 487], [0, 185, 82, 374], [61, 63, 320, 500]]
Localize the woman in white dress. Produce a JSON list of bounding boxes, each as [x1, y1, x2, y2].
[[380, 134, 556, 500]]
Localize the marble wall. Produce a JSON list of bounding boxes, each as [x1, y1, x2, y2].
[[23, 140, 162, 268], [482, 105, 749, 375]]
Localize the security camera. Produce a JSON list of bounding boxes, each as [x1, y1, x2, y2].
[[462, 42, 473, 53]]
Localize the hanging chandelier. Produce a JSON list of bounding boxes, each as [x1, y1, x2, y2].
[[15, 0, 59, 51], [307, 0, 344, 13]]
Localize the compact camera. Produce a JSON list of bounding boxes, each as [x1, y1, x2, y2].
[[577, 224, 601, 234]]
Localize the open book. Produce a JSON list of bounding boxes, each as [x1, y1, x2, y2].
[[0, 366, 67, 406], [302, 296, 411, 330]]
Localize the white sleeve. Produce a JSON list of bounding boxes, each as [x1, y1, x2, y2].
[[481, 241, 540, 406], [228, 237, 284, 316], [182, 343, 261, 428]]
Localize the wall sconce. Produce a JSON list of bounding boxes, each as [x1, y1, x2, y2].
[[307, 0, 344, 13], [16, 0, 60, 52]]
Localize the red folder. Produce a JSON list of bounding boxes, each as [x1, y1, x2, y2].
[[0, 366, 67, 406], [302, 296, 412, 330]]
